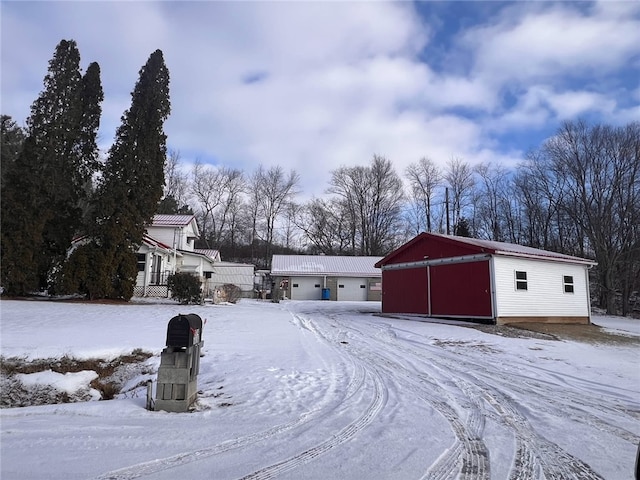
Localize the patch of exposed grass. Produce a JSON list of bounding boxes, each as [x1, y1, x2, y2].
[[0, 349, 154, 407]]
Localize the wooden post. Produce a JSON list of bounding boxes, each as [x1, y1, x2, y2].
[[146, 380, 154, 411]]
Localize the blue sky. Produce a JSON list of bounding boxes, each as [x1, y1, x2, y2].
[[2, 1, 639, 199]]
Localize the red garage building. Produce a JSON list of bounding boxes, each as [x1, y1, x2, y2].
[[375, 233, 596, 325]]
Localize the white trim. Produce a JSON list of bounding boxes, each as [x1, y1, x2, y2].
[[380, 254, 491, 271], [427, 265, 432, 317], [489, 256, 497, 320]]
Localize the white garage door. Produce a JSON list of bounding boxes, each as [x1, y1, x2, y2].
[[337, 277, 368, 301], [290, 277, 323, 300]]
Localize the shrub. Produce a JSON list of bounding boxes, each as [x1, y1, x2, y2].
[[221, 283, 242, 304], [167, 273, 202, 304]]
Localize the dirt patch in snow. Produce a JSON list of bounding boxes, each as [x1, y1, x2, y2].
[[506, 322, 640, 346]]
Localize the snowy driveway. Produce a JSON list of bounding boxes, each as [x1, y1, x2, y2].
[[1, 299, 639, 479]]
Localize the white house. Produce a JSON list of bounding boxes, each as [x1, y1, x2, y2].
[[134, 215, 254, 300]]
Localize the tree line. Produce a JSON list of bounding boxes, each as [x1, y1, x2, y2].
[[2, 40, 638, 315], [160, 122, 639, 317]]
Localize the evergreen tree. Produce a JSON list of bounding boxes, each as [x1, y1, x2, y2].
[[1, 40, 102, 295], [43, 61, 103, 293], [453, 217, 471, 237], [67, 50, 170, 299], [0, 115, 25, 189]]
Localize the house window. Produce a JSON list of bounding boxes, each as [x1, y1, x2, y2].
[[137, 253, 146, 272], [360, 285, 366, 288], [515, 271, 528, 290], [204, 272, 212, 279], [293, 283, 299, 288], [314, 284, 321, 288], [339, 284, 344, 288], [563, 275, 574, 293]]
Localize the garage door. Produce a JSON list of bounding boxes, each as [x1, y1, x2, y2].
[[290, 277, 323, 300], [337, 277, 368, 301]]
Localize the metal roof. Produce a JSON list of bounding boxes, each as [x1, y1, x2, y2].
[[377, 233, 596, 267], [194, 249, 221, 261], [431, 233, 596, 265], [152, 214, 196, 227], [271, 255, 383, 277], [142, 234, 173, 253]]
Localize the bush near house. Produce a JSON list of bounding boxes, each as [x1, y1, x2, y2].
[[220, 283, 242, 304], [167, 273, 202, 305]]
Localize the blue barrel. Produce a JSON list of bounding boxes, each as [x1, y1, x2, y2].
[[321, 288, 330, 300]]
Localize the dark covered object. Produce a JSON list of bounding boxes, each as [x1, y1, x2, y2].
[[166, 314, 203, 348]]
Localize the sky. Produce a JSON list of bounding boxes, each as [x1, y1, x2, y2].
[[1, 1, 639, 199], [1, 298, 639, 479]]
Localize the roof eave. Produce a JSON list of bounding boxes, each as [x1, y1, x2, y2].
[[496, 250, 597, 266]]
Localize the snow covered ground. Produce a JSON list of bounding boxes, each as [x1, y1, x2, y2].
[[1, 298, 639, 480]]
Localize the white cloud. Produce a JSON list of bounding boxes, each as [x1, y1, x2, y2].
[[462, 2, 640, 85], [1, 1, 636, 202], [545, 89, 616, 119]]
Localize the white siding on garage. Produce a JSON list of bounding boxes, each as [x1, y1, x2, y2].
[[337, 277, 368, 301], [290, 277, 323, 300], [493, 256, 590, 318], [208, 263, 254, 294]]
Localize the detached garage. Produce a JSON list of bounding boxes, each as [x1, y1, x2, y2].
[[375, 233, 597, 325], [271, 255, 383, 301]]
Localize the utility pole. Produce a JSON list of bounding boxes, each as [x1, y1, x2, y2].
[[445, 187, 450, 235]]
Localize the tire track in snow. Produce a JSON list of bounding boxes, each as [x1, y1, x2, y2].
[[237, 366, 387, 480], [92, 311, 378, 480], [318, 317, 491, 480], [233, 312, 391, 479], [323, 311, 612, 480], [299, 310, 490, 480], [386, 326, 607, 479], [472, 368, 640, 445]]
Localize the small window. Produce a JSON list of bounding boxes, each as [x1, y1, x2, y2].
[[314, 284, 321, 288], [515, 271, 528, 290], [137, 253, 146, 272], [360, 285, 366, 288], [292, 283, 299, 288], [339, 284, 344, 288], [563, 275, 574, 293], [204, 271, 212, 279]]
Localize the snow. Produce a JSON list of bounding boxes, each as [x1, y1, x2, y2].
[[1, 298, 639, 479], [16, 370, 101, 400]]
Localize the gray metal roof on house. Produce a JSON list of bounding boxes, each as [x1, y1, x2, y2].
[[152, 214, 196, 227], [271, 255, 383, 277], [194, 249, 221, 261]]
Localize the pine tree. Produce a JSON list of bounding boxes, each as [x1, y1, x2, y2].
[[70, 50, 170, 300], [0, 115, 25, 189], [42, 60, 103, 293], [1, 40, 102, 296]]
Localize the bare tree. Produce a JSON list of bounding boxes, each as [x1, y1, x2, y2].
[[541, 120, 640, 314], [281, 202, 303, 250], [474, 162, 511, 241], [163, 149, 189, 209], [443, 157, 476, 232], [190, 162, 245, 247], [514, 152, 569, 251], [328, 155, 405, 255], [405, 157, 441, 233], [250, 165, 300, 264], [297, 198, 357, 255]]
